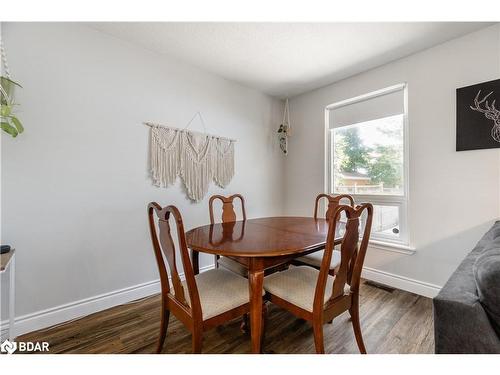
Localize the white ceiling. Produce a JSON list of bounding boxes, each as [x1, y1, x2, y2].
[[90, 22, 493, 98]]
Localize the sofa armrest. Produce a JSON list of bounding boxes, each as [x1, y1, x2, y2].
[[433, 292, 500, 354]]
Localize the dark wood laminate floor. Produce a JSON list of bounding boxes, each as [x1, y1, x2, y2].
[[19, 280, 434, 354]]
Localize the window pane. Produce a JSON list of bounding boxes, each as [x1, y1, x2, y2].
[[370, 204, 400, 240], [332, 114, 404, 195]]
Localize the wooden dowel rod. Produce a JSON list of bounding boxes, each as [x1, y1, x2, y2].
[[143, 122, 236, 142]]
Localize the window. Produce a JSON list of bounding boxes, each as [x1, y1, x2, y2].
[[325, 84, 409, 246]]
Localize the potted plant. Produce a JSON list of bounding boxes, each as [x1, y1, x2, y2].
[[1, 75, 24, 137], [277, 98, 291, 155]]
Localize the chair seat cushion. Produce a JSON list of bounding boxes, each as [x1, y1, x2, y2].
[[296, 250, 341, 271], [218, 256, 248, 277], [182, 268, 258, 320], [263, 266, 350, 312]]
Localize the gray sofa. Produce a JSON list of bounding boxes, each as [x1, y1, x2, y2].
[[433, 221, 500, 353]]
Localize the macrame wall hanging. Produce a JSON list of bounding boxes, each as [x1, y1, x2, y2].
[[277, 98, 291, 155], [146, 112, 236, 202]]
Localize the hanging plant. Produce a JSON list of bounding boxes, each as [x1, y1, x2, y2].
[[1, 40, 24, 138], [277, 98, 291, 154], [1, 76, 24, 137]]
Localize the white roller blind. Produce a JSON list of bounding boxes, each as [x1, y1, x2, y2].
[[329, 87, 404, 129]]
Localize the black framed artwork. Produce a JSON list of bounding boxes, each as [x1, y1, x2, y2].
[[456, 78, 500, 151]]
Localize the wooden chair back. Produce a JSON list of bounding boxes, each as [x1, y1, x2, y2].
[[313, 203, 373, 312], [209, 194, 246, 224], [313, 194, 355, 219], [148, 203, 202, 322]]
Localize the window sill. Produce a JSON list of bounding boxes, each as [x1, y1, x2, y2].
[[368, 240, 416, 255]]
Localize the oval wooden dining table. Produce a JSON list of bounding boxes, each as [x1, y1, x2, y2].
[[185, 216, 343, 354]]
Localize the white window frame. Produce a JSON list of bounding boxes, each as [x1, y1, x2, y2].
[[324, 83, 411, 250]]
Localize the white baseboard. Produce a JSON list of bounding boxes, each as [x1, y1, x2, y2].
[[362, 266, 441, 298], [1, 264, 214, 340]]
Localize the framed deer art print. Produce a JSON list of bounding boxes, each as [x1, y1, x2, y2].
[[457, 78, 500, 151]]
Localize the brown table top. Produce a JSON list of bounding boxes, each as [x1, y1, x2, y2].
[[0, 248, 15, 272], [186, 216, 341, 257]]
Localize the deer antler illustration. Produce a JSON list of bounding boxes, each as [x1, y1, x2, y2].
[[470, 90, 500, 143]]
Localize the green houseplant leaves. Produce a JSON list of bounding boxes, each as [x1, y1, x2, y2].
[[1, 76, 24, 137]]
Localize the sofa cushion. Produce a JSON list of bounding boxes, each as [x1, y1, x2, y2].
[[473, 246, 500, 336]]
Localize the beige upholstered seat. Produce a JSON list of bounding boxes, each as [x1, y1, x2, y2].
[[218, 256, 248, 277], [263, 266, 350, 312], [182, 268, 259, 319], [296, 249, 341, 272]]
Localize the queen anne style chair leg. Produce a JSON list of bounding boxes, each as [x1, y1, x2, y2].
[[313, 320, 325, 354], [192, 327, 203, 354], [156, 300, 170, 353], [349, 291, 367, 354]]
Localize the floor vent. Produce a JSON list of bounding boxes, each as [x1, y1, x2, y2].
[[365, 280, 395, 293]]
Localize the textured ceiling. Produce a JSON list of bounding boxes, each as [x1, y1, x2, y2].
[[90, 22, 494, 98]]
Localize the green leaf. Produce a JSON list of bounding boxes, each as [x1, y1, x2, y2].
[[0, 76, 22, 106], [0, 85, 9, 106], [1, 121, 18, 137], [0, 76, 22, 90], [10, 116, 24, 133], [1, 104, 12, 117]]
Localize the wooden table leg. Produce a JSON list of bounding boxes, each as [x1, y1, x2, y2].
[[248, 259, 264, 354], [190, 249, 200, 275]]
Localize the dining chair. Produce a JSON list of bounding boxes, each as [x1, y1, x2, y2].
[[294, 194, 355, 275], [209, 194, 248, 277], [148, 202, 257, 353], [263, 203, 374, 354]]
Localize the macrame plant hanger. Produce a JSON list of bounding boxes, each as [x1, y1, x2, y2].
[[146, 112, 235, 202], [1, 39, 11, 79], [278, 98, 291, 155]]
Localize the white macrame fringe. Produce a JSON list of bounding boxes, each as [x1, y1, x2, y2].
[[214, 138, 234, 188], [150, 126, 180, 188], [149, 124, 235, 202], [180, 132, 215, 202]]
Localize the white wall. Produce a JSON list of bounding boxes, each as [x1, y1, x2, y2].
[[285, 25, 500, 293], [0, 23, 284, 333]]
